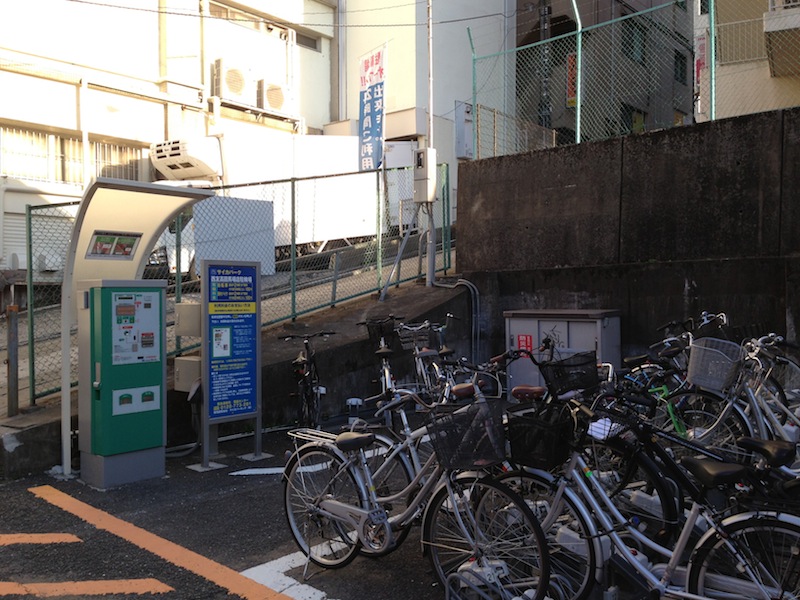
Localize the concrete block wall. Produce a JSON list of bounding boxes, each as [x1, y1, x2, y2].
[[457, 107, 800, 358]]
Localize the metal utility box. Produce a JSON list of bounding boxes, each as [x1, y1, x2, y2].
[[78, 279, 166, 489], [504, 309, 621, 394]]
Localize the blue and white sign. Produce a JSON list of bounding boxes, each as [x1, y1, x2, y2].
[[203, 261, 260, 422], [359, 44, 387, 171]]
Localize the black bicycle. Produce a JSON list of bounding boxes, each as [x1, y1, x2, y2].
[[281, 330, 335, 428]]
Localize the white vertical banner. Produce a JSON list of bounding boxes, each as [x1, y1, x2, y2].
[[358, 44, 387, 171]]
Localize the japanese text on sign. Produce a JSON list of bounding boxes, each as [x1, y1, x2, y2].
[[359, 44, 387, 171]]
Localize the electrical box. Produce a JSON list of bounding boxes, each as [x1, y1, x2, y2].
[[455, 101, 474, 160], [174, 355, 202, 393], [504, 309, 621, 396], [175, 302, 202, 337], [77, 279, 166, 489], [413, 147, 437, 203]]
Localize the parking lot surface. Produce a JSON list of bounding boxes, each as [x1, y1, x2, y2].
[[0, 425, 440, 600]]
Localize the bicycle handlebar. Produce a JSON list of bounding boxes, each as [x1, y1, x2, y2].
[[278, 331, 336, 341]]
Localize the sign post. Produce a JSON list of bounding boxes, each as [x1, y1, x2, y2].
[[201, 260, 262, 468]]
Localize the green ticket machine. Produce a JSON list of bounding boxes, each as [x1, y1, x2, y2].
[[78, 279, 166, 489]]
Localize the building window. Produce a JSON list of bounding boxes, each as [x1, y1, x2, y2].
[[674, 51, 687, 84], [699, 0, 709, 15], [0, 126, 143, 185], [209, 1, 275, 34], [621, 104, 647, 134], [296, 32, 320, 52], [622, 19, 647, 65]]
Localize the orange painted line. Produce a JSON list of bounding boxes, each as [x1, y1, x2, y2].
[[0, 533, 81, 545], [29, 485, 290, 600], [0, 578, 172, 596]]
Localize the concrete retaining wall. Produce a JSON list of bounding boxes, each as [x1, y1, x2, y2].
[[457, 107, 800, 357]]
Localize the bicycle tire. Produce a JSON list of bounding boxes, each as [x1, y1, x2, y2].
[[283, 444, 361, 568], [657, 389, 753, 462], [359, 434, 415, 557], [422, 474, 551, 600], [686, 512, 800, 598], [298, 363, 321, 428], [496, 469, 599, 600], [580, 434, 680, 548]]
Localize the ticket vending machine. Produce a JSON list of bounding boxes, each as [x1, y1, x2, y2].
[[78, 279, 166, 489]]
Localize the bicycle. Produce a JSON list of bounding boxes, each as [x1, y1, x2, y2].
[[282, 385, 552, 599], [499, 390, 800, 600], [280, 330, 335, 429]]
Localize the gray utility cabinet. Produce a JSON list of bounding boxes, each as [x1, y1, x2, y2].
[[504, 309, 621, 395]]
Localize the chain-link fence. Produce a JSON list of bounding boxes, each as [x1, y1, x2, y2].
[[17, 166, 451, 403], [473, 0, 800, 158], [22, 202, 81, 402]]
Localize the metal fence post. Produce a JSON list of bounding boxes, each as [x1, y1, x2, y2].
[[26, 204, 36, 407], [331, 251, 340, 306], [6, 305, 19, 417], [290, 178, 297, 320]]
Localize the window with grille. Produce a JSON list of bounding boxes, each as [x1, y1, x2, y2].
[[0, 126, 144, 184], [622, 19, 647, 65]]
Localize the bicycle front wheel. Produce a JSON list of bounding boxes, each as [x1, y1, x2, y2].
[[283, 445, 362, 568], [422, 475, 551, 600], [687, 513, 800, 599], [496, 469, 598, 600]]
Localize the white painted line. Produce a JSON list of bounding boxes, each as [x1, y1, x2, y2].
[[241, 551, 338, 600], [229, 467, 285, 476]]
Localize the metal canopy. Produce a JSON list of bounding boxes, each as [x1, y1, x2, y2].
[[60, 178, 215, 476]]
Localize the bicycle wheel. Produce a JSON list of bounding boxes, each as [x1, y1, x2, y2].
[[496, 469, 598, 600], [359, 434, 415, 557], [581, 434, 680, 547], [422, 475, 551, 600], [687, 513, 800, 598], [283, 444, 362, 568], [656, 389, 753, 462]]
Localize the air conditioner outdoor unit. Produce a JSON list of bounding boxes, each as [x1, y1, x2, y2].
[[212, 58, 255, 104], [150, 138, 222, 181], [257, 79, 288, 112]]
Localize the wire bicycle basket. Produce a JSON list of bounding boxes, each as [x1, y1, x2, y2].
[[397, 322, 441, 351], [506, 401, 575, 470], [686, 337, 744, 393], [538, 351, 600, 396], [426, 399, 506, 469]]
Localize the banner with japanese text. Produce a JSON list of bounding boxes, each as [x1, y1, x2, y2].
[[358, 44, 387, 171]]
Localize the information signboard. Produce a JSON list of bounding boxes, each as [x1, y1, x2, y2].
[[201, 260, 262, 466]]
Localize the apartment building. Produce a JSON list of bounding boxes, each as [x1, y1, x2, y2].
[[694, 0, 800, 121]]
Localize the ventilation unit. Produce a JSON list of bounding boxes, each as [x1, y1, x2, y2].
[[257, 80, 287, 112], [150, 138, 222, 181], [212, 58, 255, 105]]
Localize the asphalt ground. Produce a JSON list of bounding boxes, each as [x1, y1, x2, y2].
[[0, 422, 442, 600]]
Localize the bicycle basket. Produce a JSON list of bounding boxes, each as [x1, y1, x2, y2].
[[538, 351, 600, 396], [686, 337, 744, 392], [506, 402, 574, 470], [426, 399, 506, 469], [397, 323, 440, 350], [366, 319, 396, 348]]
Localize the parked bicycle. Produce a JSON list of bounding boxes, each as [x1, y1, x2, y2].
[[280, 330, 335, 429], [283, 383, 552, 599], [498, 377, 800, 600]]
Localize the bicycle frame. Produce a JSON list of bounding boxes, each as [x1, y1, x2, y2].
[[545, 445, 790, 600]]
